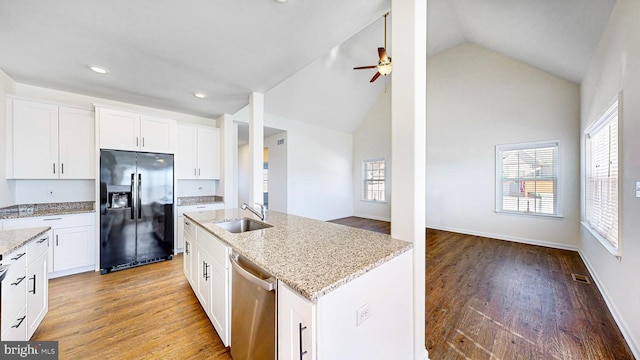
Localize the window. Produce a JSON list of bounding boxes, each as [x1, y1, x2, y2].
[[363, 159, 385, 202], [496, 141, 559, 216], [584, 95, 619, 254]]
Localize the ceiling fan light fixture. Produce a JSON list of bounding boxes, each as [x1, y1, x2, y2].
[[89, 65, 109, 74], [378, 63, 393, 76]]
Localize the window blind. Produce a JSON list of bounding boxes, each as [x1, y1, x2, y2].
[[585, 97, 619, 249], [496, 141, 558, 216]]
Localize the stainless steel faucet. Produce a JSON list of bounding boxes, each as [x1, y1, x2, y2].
[[241, 203, 265, 221]]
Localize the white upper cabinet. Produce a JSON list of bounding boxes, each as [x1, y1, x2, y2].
[[58, 107, 95, 179], [197, 127, 220, 179], [8, 98, 94, 179], [97, 107, 176, 154], [176, 125, 220, 179]]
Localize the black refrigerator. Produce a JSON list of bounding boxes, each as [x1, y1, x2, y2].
[[100, 150, 174, 274]]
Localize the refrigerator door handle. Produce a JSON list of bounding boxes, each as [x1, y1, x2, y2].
[[130, 173, 136, 220], [138, 173, 142, 219]]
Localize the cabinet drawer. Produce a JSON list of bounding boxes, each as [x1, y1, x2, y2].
[[184, 218, 197, 238], [177, 203, 224, 217], [196, 227, 228, 268], [27, 232, 50, 265], [1, 306, 27, 341], [1, 248, 27, 332], [3, 213, 95, 230]]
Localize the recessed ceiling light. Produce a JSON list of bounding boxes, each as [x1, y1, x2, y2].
[[89, 65, 109, 74], [193, 92, 207, 99], [275, 0, 288, 3]]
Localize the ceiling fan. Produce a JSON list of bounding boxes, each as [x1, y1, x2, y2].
[[353, 12, 392, 83]]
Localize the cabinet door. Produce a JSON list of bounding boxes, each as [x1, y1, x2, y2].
[[53, 226, 95, 272], [278, 283, 316, 360], [59, 107, 95, 179], [26, 251, 48, 340], [196, 245, 212, 316], [12, 99, 59, 179], [140, 115, 176, 154], [196, 127, 220, 179], [176, 125, 198, 179], [183, 228, 194, 286], [210, 261, 229, 346], [98, 108, 140, 151]]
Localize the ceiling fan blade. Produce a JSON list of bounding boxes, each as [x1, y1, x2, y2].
[[370, 72, 381, 83], [353, 65, 377, 70], [378, 47, 388, 62]]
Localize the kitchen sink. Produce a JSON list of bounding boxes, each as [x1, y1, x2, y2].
[[213, 218, 273, 233]]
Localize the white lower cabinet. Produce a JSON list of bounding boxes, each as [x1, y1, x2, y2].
[[3, 213, 95, 278], [184, 221, 230, 347], [176, 203, 224, 253], [278, 282, 317, 360], [1, 231, 50, 341], [27, 246, 48, 339], [52, 225, 94, 272], [183, 230, 195, 287]]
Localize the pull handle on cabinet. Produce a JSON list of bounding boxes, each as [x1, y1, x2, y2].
[[11, 316, 26, 329], [11, 252, 26, 261], [11, 276, 26, 286], [53, 163, 56, 174], [29, 274, 37, 294], [299, 323, 308, 359]]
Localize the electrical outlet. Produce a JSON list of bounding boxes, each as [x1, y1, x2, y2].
[[47, 190, 55, 197], [356, 303, 371, 326]]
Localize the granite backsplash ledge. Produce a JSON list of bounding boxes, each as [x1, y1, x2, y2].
[[177, 195, 223, 206], [0, 201, 95, 219]]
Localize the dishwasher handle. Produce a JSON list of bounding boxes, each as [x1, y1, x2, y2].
[[229, 254, 276, 292]]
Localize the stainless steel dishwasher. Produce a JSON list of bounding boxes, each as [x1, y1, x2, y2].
[[230, 252, 276, 360]]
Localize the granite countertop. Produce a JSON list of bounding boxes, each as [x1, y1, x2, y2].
[[177, 196, 224, 206], [184, 209, 412, 302], [0, 201, 95, 219], [0, 227, 51, 260]]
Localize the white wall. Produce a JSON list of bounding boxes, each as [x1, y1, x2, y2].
[[579, 0, 640, 356], [237, 144, 250, 208], [352, 90, 391, 221], [176, 180, 217, 197], [235, 108, 353, 221], [0, 69, 16, 207], [426, 43, 581, 249], [265, 132, 287, 213]]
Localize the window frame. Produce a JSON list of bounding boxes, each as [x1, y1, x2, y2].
[[362, 158, 387, 203], [495, 140, 562, 218], [582, 94, 620, 257]]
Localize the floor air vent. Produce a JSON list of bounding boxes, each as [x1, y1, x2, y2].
[[571, 273, 591, 284]]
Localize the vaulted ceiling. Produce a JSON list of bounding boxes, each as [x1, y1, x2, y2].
[[0, 0, 616, 133]]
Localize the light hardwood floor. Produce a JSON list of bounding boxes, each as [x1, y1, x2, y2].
[[32, 256, 231, 360], [34, 220, 635, 359]]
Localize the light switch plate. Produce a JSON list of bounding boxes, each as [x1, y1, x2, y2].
[[636, 182, 640, 198]]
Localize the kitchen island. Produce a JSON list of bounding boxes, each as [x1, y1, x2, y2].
[[184, 209, 414, 360]]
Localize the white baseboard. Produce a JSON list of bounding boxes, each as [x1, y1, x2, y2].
[[352, 213, 391, 222], [578, 250, 640, 359], [48, 265, 95, 279], [426, 224, 579, 251]]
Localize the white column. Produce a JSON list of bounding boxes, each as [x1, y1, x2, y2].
[[390, 0, 427, 359], [249, 92, 264, 206], [217, 113, 237, 208]]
